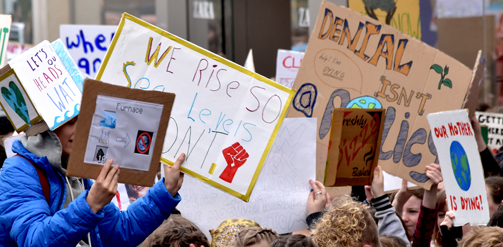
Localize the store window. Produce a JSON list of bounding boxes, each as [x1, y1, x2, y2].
[[291, 0, 309, 51], [4, 0, 32, 44], [188, 0, 225, 56]]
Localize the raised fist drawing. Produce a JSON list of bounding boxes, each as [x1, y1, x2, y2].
[[219, 142, 249, 183]]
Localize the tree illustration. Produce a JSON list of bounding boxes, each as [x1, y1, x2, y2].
[[430, 64, 452, 90]]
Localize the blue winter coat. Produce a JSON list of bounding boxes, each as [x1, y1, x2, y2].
[[0, 141, 181, 246]]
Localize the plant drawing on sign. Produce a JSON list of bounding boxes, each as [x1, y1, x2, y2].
[[220, 142, 249, 183], [430, 64, 453, 90], [1, 81, 30, 125]]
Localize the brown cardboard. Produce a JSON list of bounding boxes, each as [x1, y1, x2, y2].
[[463, 51, 485, 119], [325, 108, 385, 186], [286, 1, 474, 189], [67, 79, 175, 187]]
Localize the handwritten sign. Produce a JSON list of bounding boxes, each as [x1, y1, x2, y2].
[[5, 40, 82, 131], [276, 49, 304, 89], [0, 15, 11, 67], [60, 25, 116, 78], [348, 0, 420, 39], [286, 2, 473, 189], [325, 108, 385, 186], [96, 13, 294, 201], [427, 109, 490, 226], [177, 118, 316, 238], [476, 111, 503, 153]]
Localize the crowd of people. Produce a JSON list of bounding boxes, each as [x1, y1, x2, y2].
[[1, 108, 503, 247]]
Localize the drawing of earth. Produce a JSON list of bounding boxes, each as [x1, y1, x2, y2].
[[347, 96, 382, 109], [450, 141, 471, 191]]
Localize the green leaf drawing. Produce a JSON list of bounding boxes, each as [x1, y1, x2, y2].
[[430, 64, 443, 74], [443, 79, 452, 88], [444, 65, 449, 75]]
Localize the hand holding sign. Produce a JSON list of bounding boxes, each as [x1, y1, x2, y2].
[[87, 158, 120, 213]]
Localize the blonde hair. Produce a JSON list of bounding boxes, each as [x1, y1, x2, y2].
[[229, 227, 279, 247], [458, 226, 503, 247], [312, 196, 380, 247]]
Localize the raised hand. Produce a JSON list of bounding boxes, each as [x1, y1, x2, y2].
[[87, 159, 120, 213], [307, 180, 327, 215]]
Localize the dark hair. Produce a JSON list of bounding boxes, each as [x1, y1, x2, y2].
[[141, 215, 209, 247], [270, 234, 318, 247], [379, 235, 407, 247], [488, 204, 503, 227], [0, 116, 14, 136], [486, 177, 503, 204], [432, 189, 447, 247]]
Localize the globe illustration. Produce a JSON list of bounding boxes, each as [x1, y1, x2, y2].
[[347, 96, 382, 109], [450, 141, 471, 191]]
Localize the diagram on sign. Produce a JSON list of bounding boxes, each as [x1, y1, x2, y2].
[[84, 95, 163, 171]]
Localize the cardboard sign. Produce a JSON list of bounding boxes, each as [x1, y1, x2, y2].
[[96, 13, 294, 201], [60, 25, 117, 78], [348, 0, 420, 39], [286, 2, 473, 189], [177, 118, 316, 238], [463, 51, 485, 119], [476, 111, 503, 153], [275, 49, 304, 89], [0, 15, 11, 67], [427, 109, 490, 226], [325, 108, 385, 186], [68, 79, 175, 187], [6, 40, 83, 131]]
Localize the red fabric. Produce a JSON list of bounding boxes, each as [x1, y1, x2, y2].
[[412, 203, 438, 247], [15, 154, 50, 204]]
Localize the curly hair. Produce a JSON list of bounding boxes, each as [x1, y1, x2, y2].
[[141, 215, 209, 247], [270, 234, 318, 247], [458, 226, 503, 247], [312, 195, 380, 247], [229, 227, 279, 247]]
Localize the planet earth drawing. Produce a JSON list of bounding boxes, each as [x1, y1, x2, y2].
[[450, 141, 471, 191], [347, 96, 382, 109]]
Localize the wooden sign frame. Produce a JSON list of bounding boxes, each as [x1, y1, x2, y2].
[[67, 79, 175, 186]]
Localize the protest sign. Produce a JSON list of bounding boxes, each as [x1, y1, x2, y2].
[[275, 49, 304, 89], [476, 111, 503, 153], [60, 25, 116, 78], [287, 2, 473, 189], [463, 51, 485, 119], [6, 42, 33, 61], [244, 49, 255, 72], [177, 118, 316, 238], [325, 108, 385, 186], [427, 109, 490, 226], [96, 13, 294, 201], [0, 15, 11, 67], [68, 79, 175, 186], [348, 0, 420, 39]]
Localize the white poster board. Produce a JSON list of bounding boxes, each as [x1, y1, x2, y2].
[[60, 25, 116, 78], [177, 118, 316, 238], [7, 40, 82, 130], [476, 111, 503, 153], [96, 14, 294, 201], [275, 49, 304, 89], [427, 109, 490, 226]]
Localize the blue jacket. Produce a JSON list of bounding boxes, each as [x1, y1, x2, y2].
[[0, 141, 181, 246]]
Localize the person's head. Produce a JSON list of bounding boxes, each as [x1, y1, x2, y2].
[[229, 227, 279, 247], [312, 195, 381, 247], [432, 189, 447, 247], [270, 234, 318, 247], [0, 116, 14, 140], [141, 215, 209, 247], [401, 189, 424, 240], [486, 177, 503, 217], [378, 235, 407, 247], [125, 184, 149, 203], [210, 219, 261, 247], [53, 116, 78, 156], [457, 226, 503, 247]]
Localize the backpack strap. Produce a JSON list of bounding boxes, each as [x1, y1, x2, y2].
[[15, 154, 50, 204]]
